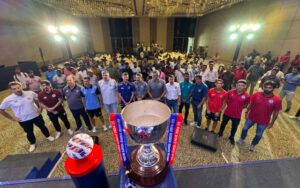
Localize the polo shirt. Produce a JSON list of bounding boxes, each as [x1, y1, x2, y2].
[[224, 90, 250, 119], [207, 88, 227, 113], [234, 69, 247, 82], [180, 81, 194, 104], [175, 69, 184, 82], [134, 81, 148, 98], [248, 92, 282, 125], [46, 70, 57, 88], [53, 75, 66, 88], [0, 91, 39, 122], [282, 73, 300, 92], [118, 82, 135, 105], [192, 82, 208, 101], [38, 89, 64, 112], [148, 79, 166, 98], [81, 85, 100, 110], [63, 85, 84, 110], [166, 82, 181, 100], [98, 79, 118, 105]]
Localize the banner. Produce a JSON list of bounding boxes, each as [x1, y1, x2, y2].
[[166, 113, 178, 165], [110, 114, 124, 166], [115, 113, 129, 167], [169, 114, 183, 166]]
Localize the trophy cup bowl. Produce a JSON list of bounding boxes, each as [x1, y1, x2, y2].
[[121, 100, 171, 187]]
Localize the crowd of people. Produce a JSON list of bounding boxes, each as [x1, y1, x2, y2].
[[0, 49, 299, 153]]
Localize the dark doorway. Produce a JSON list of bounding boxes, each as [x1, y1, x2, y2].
[[173, 18, 196, 53]]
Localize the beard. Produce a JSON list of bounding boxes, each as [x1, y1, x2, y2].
[[263, 90, 272, 95]]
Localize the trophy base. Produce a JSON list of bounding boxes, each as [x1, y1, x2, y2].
[[129, 145, 168, 187]]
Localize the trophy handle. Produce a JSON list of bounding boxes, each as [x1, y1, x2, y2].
[[123, 119, 130, 135]]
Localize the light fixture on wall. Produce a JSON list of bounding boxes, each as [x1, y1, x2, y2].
[[228, 22, 262, 61], [47, 24, 79, 59]]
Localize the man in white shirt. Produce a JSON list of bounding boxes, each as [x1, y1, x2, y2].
[[0, 81, 54, 152], [13, 67, 28, 90], [165, 75, 181, 113], [183, 63, 193, 82], [204, 61, 218, 89], [131, 62, 141, 81], [53, 69, 66, 94], [98, 71, 119, 128], [78, 63, 88, 79], [175, 64, 184, 82], [263, 65, 285, 80]]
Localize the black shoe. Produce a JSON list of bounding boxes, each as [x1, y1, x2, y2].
[[210, 130, 215, 134], [75, 126, 82, 132], [205, 128, 208, 131], [284, 108, 291, 113], [230, 139, 235, 145], [218, 133, 222, 138], [184, 120, 188, 125]]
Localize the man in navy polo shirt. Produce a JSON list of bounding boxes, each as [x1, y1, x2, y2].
[[63, 76, 92, 132], [81, 77, 106, 132], [191, 74, 208, 128], [118, 72, 135, 108]]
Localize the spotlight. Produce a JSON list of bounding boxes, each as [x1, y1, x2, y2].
[[70, 35, 77, 41], [47, 25, 57, 33], [247, 33, 254, 39], [240, 24, 248, 32], [230, 33, 238, 40], [229, 25, 236, 31], [59, 26, 67, 33], [54, 35, 62, 42], [252, 24, 260, 31], [71, 26, 79, 34]]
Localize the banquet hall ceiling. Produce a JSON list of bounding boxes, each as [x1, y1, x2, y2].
[[35, 0, 246, 18]]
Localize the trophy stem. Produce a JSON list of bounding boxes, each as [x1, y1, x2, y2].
[[137, 144, 160, 167]]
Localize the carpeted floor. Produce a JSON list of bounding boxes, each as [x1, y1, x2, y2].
[[0, 76, 299, 178]]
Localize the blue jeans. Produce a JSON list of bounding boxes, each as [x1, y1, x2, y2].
[[104, 103, 118, 120], [192, 100, 203, 126], [240, 119, 267, 146], [166, 99, 178, 113]]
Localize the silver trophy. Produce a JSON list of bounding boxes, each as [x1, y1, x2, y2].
[[121, 100, 171, 187]]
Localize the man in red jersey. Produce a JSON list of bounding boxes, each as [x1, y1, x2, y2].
[[38, 80, 73, 139], [218, 80, 250, 145], [237, 80, 282, 152], [234, 62, 247, 84], [205, 79, 227, 133]]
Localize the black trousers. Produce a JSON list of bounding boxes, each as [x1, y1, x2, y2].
[[295, 108, 300, 117], [48, 109, 71, 132], [70, 108, 92, 129], [206, 81, 215, 89], [218, 114, 241, 140], [179, 102, 190, 122], [19, 115, 50, 145]]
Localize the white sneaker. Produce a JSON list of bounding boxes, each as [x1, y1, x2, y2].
[[108, 124, 112, 129], [249, 145, 255, 152], [55, 132, 61, 139], [92, 126, 96, 133], [47, 136, 55, 142], [236, 139, 244, 145], [289, 115, 299, 119], [190, 122, 196, 126], [103, 125, 108, 131], [67, 129, 73, 135], [29, 144, 36, 152]]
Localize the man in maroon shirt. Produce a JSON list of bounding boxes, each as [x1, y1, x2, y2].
[[218, 80, 250, 145], [38, 80, 73, 139], [234, 62, 247, 84], [237, 80, 282, 151]]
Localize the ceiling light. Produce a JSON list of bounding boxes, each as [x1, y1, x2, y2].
[[47, 25, 57, 33], [54, 35, 62, 42], [230, 33, 238, 40]]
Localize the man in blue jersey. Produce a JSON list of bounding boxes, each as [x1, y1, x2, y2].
[[81, 77, 106, 132], [118, 72, 135, 108]]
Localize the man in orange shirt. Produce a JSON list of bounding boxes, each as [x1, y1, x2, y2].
[[205, 79, 228, 133]]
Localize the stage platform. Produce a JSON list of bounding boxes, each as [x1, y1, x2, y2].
[[1, 157, 300, 188]]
